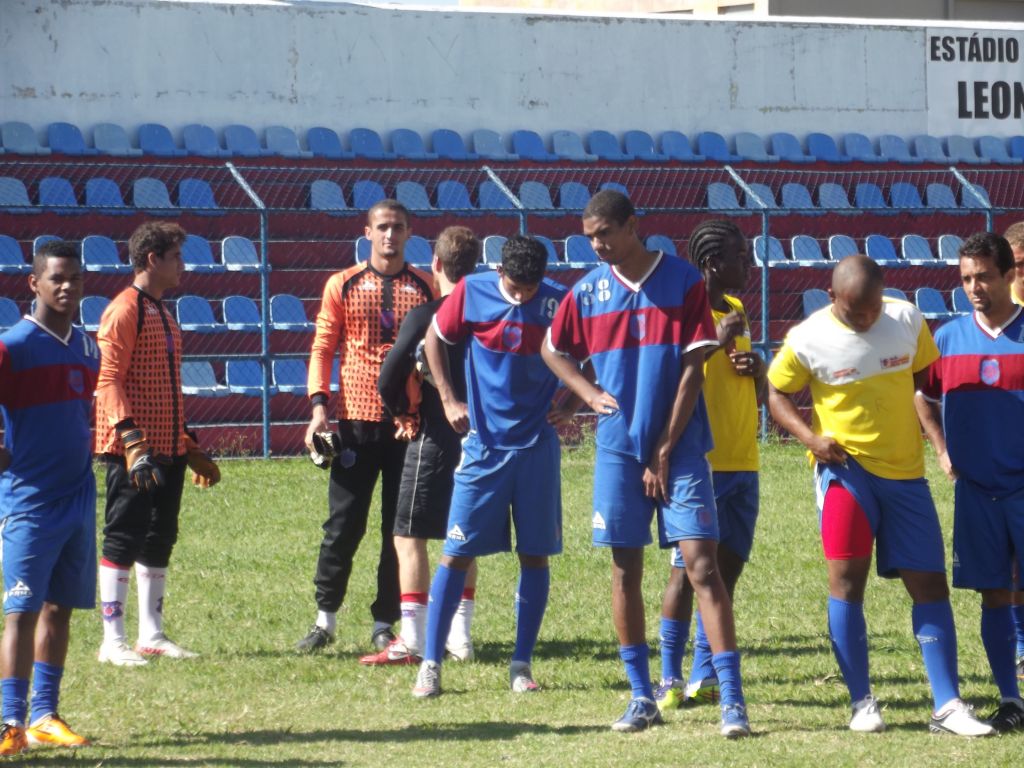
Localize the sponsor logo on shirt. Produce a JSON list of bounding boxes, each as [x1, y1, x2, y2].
[[830, 367, 860, 380], [447, 524, 466, 541], [880, 354, 910, 369]]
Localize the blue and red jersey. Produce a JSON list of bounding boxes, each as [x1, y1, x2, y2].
[[0, 317, 100, 515], [548, 253, 718, 464], [433, 271, 566, 450], [921, 307, 1024, 497]]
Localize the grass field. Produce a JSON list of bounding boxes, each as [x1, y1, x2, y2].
[[29, 440, 1022, 766]]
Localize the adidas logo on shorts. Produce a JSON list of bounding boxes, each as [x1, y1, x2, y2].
[[592, 512, 606, 531], [447, 525, 466, 542], [3, 580, 32, 603]]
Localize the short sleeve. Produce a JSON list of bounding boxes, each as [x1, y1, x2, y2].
[[767, 339, 812, 394], [911, 316, 940, 372], [679, 279, 718, 353], [433, 279, 469, 345], [547, 291, 589, 362]]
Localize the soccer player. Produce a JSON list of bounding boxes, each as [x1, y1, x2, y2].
[[768, 254, 992, 736], [95, 221, 220, 667], [298, 200, 434, 653], [654, 219, 765, 711], [543, 191, 750, 738], [1005, 221, 1024, 676], [411, 235, 569, 698], [0, 240, 100, 754], [361, 226, 482, 666], [915, 232, 1024, 732]]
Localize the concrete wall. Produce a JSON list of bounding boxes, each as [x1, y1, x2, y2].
[[1, 0, 1021, 143]]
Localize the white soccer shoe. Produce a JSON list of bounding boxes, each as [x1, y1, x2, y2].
[[446, 640, 475, 662], [98, 640, 148, 667], [135, 633, 199, 659], [849, 695, 885, 733], [929, 699, 995, 737]]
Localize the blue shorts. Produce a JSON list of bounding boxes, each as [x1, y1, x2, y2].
[[814, 458, 945, 577], [952, 479, 1024, 591], [592, 448, 717, 549], [1, 479, 97, 614], [672, 471, 759, 568], [443, 429, 562, 558]]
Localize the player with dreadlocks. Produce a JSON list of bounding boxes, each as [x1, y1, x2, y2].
[[653, 219, 766, 711]]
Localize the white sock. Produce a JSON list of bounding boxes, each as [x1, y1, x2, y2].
[[99, 562, 131, 644], [446, 598, 475, 649], [316, 610, 337, 635], [136, 564, 167, 642], [400, 599, 427, 655]]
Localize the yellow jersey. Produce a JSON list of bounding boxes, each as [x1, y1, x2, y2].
[[705, 295, 759, 472]]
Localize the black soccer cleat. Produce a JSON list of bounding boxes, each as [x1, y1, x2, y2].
[[371, 627, 396, 651], [295, 625, 334, 653]]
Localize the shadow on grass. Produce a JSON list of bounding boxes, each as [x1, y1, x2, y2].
[[20, 756, 343, 767]]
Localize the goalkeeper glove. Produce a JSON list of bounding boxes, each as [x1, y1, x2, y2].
[[119, 426, 166, 492], [184, 429, 220, 489]]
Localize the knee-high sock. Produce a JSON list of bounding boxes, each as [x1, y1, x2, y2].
[[1011, 603, 1024, 658], [446, 589, 475, 651], [513, 567, 549, 664], [28, 662, 62, 725], [828, 596, 871, 703], [658, 617, 689, 683], [712, 650, 745, 707], [912, 601, 960, 710], [400, 592, 428, 655], [0, 678, 28, 726], [423, 565, 466, 665], [689, 611, 716, 685], [981, 605, 1021, 701], [619, 644, 653, 700], [99, 559, 130, 643], [136, 564, 167, 642]]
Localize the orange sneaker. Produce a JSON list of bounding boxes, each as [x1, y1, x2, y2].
[[26, 714, 90, 748], [0, 722, 27, 756]]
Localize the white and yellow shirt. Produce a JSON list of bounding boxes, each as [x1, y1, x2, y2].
[[705, 295, 759, 472]]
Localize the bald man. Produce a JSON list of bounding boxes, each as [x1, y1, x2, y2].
[[768, 255, 992, 737]]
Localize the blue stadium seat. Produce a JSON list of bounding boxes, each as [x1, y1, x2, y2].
[[864, 234, 902, 265], [977, 136, 1022, 165], [769, 133, 815, 163], [272, 359, 308, 395], [390, 129, 437, 160], [744, 183, 777, 211], [270, 294, 313, 331], [535, 235, 562, 266], [482, 235, 506, 265], [518, 181, 556, 215], [697, 132, 737, 163], [431, 129, 477, 161], [178, 179, 223, 215], [945, 135, 984, 165], [33, 236, 60, 255], [93, 123, 141, 156], [645, 235, 676, 257], [310, 180, 352, 216], [938, 234, 964, 264], [854, 182, 893, 214], [925, 183, 960, 212], [81, 235, 131, 274], [915, 287, 952, 319], [828, 235, 858, 260], [183, 124, 231, 157], [46, 122, 95, 156], [181, 361, 229, 397], [2, 122, 50, 155], [350, 128, 396, 160], [558, 181, 591, 211], [734, 132, 777, 163], [623, 130, 667, 162], [265, 126, 312, 159], [600, 182, 630, 197], [564, 235, 599, 267], [352, 180, 387, 210], [85, 177, 131, 214], [477, 181, 518, 213], [176, 295, 226, 333], [223, 295, 261, 332], [133, 178, 177, 215], [307, 126, 352, 159], [138, 123, 186, 157], [842, 133, 884, 163], [781, 183, 819, 213], [901, 234, 937, 264], [952, 287, 972, 313], [587, 131, 632, 161], [182, 234, 226, 273], [912, 135, 950, 163], [790, 235, 827, 266], [0, 298, 22, 331], [806, 133, 848, 163], [960, 183, 992, 209], [659, 131, 704, 162], [395, 181, 438, 216], [512, 130, 558, 161], [753, 235, 791, 268], [354, 237, 370, 263], [707, 182, 745, 213], [817, 182, 855, 214], [889, 182, 926, 212], [551, 130, 597, 162], [221, 236, 260, 272], [38, 176, 79, 212], [802, 288, 830, 317], [878, 134, 920, 164], [472, 129, 517, 161], [0, 177, 37, 214], [224, 124, 273, 157], [79, 296, 110, 332], [0, 236, 30, 275], [435, 180, 477, 213], [226, 360, 273, 396], [1009, 136, 1024, 161], [405, 236, 433, 267], [883, 287, 908, 301]]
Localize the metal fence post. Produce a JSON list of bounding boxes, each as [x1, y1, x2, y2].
[[483, 166, 528, 234]]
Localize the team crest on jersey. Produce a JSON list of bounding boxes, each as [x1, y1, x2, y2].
[[629, 314, 647, 340], [592, 512, 606, 530], [68, 368, 84, 394], [502, 324, 523, 352], [379, 309, 395, 331], [880, 354, 910, 369], [980, 358, 1000, 385], [447, 524, 466, 541]]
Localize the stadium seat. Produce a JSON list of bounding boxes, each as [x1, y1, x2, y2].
[[435, 180, 478, 213], [1009, 136, 1024, 162], [878, 134, 921, 164], [395, 181, 438, 216], [350, 128, 396, 160], [181, 361, 229, 397], [558, 181, 591, 211], [769, 133, 815, 163], [178, 178, 223, 215], [518, 181, 557, 214], [945, 135, 984, 165], [744, 183, 778, 211], [477, 181, 518, 213], [33, 236, 60, 255], [925, 183, 960, 212], [138, 123, 186, 157], [781, 182, 819, 213], [753, 235, 791, 267], [938, 234, 964, 264], [223, 295, 262, 332], [600, 182, 630, 197], [889, 182, 926, 213], [912, 135, 950, 164], [734, 132, 777, 163], [817, 182, 855, 214], [265, 126, 312, 159], [901, 234, 937, 264], [182, 234, 225, 273], [355, 236, 370, 263], [696, 132, 737, 162], [405, 236, 433, 267], [133, 178, 177, 215], [81, 235, 131, 274], [38, 176, 79, 212], [482, 235, 507, 265], [659, 131, 704, 162], [790, 235, 828, 266], [226, 360, 273, 396], [977, 135, 1022, 165], [534, 235, 562, 266], [864, 234, 902, 265], [471, 129, 517, 161], [183, 124, 231, 158], [564, 234, 599, 267], [80, 296, 110, 332], [176, 295, 226, 333], [842, 133, 884, 163], [310, 180, 351, 216], [587, 130, 632, 162], [952, 286, 972, 313], [707, 182, 745, 213], [352, 180, 387, 210], [0, 177, 37, 214], [960, 183, 992, 209], [307, 126, 352, 159], [224, 124, 273, 157], [93, 123, 141, 156], [512, 130, 558, 161], [551, 130, 597, 162], [828, 234, 858, 260], [390, 129, 437, 160], [0, 298, 22, 331], [0, 236, 30, 274], [806, 133, 848, 163], [431, 129, 478, 161], [623, 130, 667, 162], [46, 122, 95, 156], [915, 287, 952, 319], [270, 294, 313, 332], [2, 122, 50, 155], [221, 236, 260, 272], [272, 359, 308, 395], [85, 177, 131, 214], [802, 288, 830, 317], [854, 182, 894, 214], [645, 235, 676, 257], [883, 287, 908, 301]]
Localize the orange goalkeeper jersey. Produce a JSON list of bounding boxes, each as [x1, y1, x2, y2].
[[308, 262, 434, 422], [95, 285, 186, 457]]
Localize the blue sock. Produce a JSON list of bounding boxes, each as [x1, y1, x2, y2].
[[1012, 604, 1024, 658], [619, 644, 653, 700], [1, 678, 29, 726], [828, 597, 871, 702], [711, 650, 745, 707], [689, 611, 717, 685], [658, 617, 688, 683], [423, 564, 467, 665], [512, 566, 549, 664], [981, 605, 1020, 701], [28, 662, 62, 725], [912, 601, 960, 710]]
